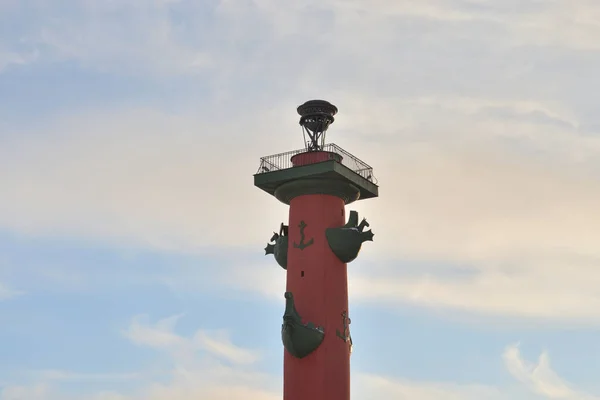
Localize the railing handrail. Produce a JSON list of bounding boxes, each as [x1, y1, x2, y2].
[[256, 143, 377, 184]]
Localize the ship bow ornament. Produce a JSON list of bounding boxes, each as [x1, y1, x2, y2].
[[281, 292, 325, 358], [326, 210, 374, 263], [264, 223, 289, 269]]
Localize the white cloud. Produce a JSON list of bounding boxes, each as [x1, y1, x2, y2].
[[353, 346, 600, 400], [2, 0, 598, 79], [354, 374, 508, 400], [33, 0, 212, 76], [345, 120, 600, 320], [0, 107, 290, 254], [506, 0, 600, 51], [33, 370, 139, 383], [0, 384, 51, 400], [1, 315, 278, 400], [2, 0, 600, 323], [104, 315, 276, 400], [3, 94, 600, 323], [228, 96, 600, 322], [330, 0, 600, 51], [242, 0, 600, 53], [193, 330, 260, 365], [328, 0, 498, 22], [0, 49, 37, 73], [3, 2, 600, 400], [89, 393, 130, 400], [124, 314, 261, 366], [0, 282, 22, 300], [503, 343, 600, 399], [125, 314, 189, 350], [2, 314, 597, 400], [5, 338, 595, 400]]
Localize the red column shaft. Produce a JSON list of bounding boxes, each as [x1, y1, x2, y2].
[[284, 193, 350, 400]]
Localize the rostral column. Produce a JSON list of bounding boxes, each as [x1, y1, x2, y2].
[[254, 100, 378, 400]]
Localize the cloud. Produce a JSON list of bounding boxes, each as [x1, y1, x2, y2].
[[503, 343, 600, 399], [193, 330, 260, 365], [0, 107, 290, 254], [353, 345, 600, 400], [2, 0, 600, 324], [333, 0, 600, 51], [120, 315, 276, 400], [338, 98, 600, 321], [2, 2, 600, 400], [1, 0, 213, 76], [0, 49, 38, 73], [228, 96, 600, 323], [125, 314, 189, 350], [89, 393, 130, 400], [124, 314, 261, 365], [31, 370, 139, 383], [2, 0, 598, 80], [3, 94, 600, 323], [0, 384, 50, 400], [2, 316, 597, 400], [505, 0, 600, 51], [354, 374, 508, 400], [0, 282, 22, 300], [2, 315, 278, 400]]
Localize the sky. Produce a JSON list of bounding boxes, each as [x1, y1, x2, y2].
[[1, 0, 600, 399]]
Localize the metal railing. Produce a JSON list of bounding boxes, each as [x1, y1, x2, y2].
[[256, 143, 377, 184]]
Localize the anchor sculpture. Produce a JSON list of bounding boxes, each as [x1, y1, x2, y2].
[[265, 223, 289, 269], [326, 210, 374, 263], [281, 292, 325, 359], [336, 311, 353, 354], [293, 220, 314, 250]]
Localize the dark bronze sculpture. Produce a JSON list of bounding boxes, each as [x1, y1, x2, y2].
[[281, 292, 325, 359], [326, 210, 374, 263]]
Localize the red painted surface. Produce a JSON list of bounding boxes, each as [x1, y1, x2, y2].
[[291, 151, 343, 166], [284, 193, 350, 400]]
